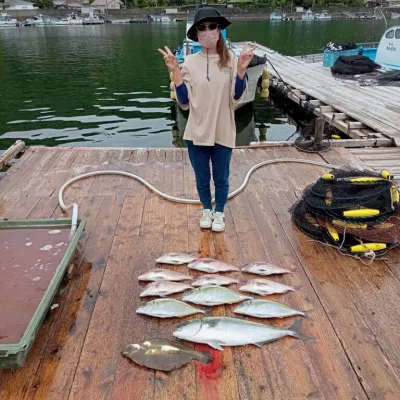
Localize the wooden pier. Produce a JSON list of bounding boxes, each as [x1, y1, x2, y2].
[[1, 145, 400, 399], [253, 45, 400, 146]]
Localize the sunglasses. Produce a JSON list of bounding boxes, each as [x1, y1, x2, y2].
[[197, 22, 219, 32]]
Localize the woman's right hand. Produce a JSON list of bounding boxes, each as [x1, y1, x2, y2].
[[158, 46, 179, 72]]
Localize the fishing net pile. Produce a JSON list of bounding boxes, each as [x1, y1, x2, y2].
[[331, 55, 380, 76], [290, 168, 400, 261]]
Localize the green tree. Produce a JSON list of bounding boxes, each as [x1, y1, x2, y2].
[[33, 0, 53, 8]]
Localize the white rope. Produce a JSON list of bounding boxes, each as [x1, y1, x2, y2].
[[58, 158, 343, 239]]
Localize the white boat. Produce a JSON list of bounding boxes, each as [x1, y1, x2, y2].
[[269, 11, 282, 21], [66, 13, 84, 25], [52, 13, 84, 25], [301, 10, 315, 21], [30, 14, 53, 26], [0, 12, 17, 27], [82, 14, 104, 25], [375, 26, 400, 70], [315, 11, 331, 21], [150, 15, 172, 23], [176, 22, 267, 108], [392, 12, 400, 20]]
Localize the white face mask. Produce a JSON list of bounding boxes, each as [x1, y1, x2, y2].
[[197, 29, 220, 49]]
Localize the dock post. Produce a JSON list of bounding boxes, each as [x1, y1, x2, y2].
[[314, 116, 325, 150]]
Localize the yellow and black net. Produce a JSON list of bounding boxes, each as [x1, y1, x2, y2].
[[290, 168, 400, 259]]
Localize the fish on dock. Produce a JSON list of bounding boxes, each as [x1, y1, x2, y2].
[[234, 299, 310, 319], [182, 285, 252, 306], [173, 317, 316, 350], [139, 281, 193, 297], [188, 258, 239, 273], [239, 279, 297, 296], [191, 274, 239, 287], [138, 269, 192, 282], [122, 338, 213, 371], [136, 298, 208, 318], [241, 262, 293, 276], [156, 253, 197, 265]]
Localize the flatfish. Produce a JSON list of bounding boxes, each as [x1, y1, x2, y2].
[[122, 338, 213, 371]]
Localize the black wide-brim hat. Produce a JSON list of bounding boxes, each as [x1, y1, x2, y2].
[[187, 7, 231, 42]]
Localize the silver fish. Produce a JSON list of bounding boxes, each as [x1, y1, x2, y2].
[[122, 338, 213, 371], [192, 274, 239, 287], [234, 299, 310, 319], [239, 279, 297, 296], [138, 269, 192, 282], [136, 298, 208, 318], [140, 281, 193, 297], [173, 317, 316, 350], [241, 262, 293, 276], [156, 253, 197, 265], [182, 285, 252, 306], [188, 258, 239, 273]]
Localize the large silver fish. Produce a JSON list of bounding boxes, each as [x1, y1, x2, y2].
[[156, 253, 197, 265], [188, 258, 239, 273], [192, 274, 239, 287], [241, 262, 293, 276], [182, 285, 252, 306], [122, 338, 212, 371], [138, 269, 192, 282], [139, 281, 193, 297], [234, 299, 310, 319], [239, 279, 297, 296], [173, 317, 316, 350], [136, 298, 208, 318]]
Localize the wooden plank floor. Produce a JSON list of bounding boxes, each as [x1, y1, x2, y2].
[[1, 146, 400, 400], [349, 147, 400, 181], [254, 45, 400, 142]]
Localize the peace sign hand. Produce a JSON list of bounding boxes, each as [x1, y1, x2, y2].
[[238, 43, 257, 77], [158, 46, 179, 72]]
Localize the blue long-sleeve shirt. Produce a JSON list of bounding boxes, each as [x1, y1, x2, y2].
[[175, 74, 247, 105]]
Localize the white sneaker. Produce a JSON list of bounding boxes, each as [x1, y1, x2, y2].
[[212, 212, 225, 232], [200, 209, 214, 229]]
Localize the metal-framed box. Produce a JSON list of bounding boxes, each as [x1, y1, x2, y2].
[[0, 218, 86, 369]]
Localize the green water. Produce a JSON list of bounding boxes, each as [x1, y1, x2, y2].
[[0, 20, 396, 150]]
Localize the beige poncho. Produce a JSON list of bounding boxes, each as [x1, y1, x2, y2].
[[174, 50, 247, 149]]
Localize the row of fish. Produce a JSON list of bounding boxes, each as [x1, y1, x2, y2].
[[137, 298, 309, 319], [139, 276, 297, 297], [155, 253, 293, 275]]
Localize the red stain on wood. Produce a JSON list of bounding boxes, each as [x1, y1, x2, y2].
[[195, 344, 223, 380]]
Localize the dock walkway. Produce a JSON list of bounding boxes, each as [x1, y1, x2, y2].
[[1, 146, 399, 399], [254, 45, 400, 144]]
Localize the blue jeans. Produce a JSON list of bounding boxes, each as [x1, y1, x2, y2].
[[186, 140, 232, 213]]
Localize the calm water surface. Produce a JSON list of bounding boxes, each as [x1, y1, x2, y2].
[[0, 20, 397, 150]]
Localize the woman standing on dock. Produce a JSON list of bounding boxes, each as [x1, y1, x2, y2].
[[158, 7, 255, 232]]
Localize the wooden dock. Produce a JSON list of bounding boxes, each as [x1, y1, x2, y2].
[[1, 145, 400, 399], [253, 45, 400, 146]]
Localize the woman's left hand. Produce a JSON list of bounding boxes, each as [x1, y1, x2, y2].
[[237, 43, 257, 78]]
